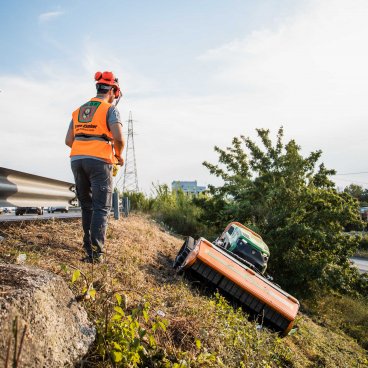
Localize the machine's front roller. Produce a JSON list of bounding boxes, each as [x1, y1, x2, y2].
[[173, 237, 196, 270]]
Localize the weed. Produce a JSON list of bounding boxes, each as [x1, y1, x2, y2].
[[303, 294, 368, 350]]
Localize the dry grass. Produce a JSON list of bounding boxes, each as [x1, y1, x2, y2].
[[0, 214, 367, 367]]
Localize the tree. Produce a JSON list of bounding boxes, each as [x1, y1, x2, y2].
[[344, 184, 368, 207], [203, 127, 365, 298]]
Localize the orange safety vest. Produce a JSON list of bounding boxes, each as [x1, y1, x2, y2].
[[70, 98, 117, 163]]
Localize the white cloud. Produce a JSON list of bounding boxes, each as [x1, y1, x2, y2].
[[0, 71, 88, 183], [39, 11, 64, 23], [2, 1, 368, 193], [81, 38, 160, 95], [197, 0, 368, 188], [0, 48, 160, 191], [200, 0, 368, 102]]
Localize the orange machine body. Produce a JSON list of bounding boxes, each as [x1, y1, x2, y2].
[[182, 237, 299, 334]]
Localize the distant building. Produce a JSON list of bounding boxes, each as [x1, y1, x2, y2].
[[171, 180, 206, 195], [360, 207, 368, 221]]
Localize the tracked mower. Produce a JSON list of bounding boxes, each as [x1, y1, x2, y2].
[[173, 222, 299, 335]]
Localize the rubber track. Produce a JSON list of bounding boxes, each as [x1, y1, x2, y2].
[[191, 259, 290, 331]]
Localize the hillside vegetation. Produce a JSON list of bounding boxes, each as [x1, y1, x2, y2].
[[0, 215, 367, 367], [128, 128, 368, 302]]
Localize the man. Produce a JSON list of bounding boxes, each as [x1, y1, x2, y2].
[[65, 71, 125, 263]]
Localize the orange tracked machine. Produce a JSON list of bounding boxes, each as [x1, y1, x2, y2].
[[173, 222, 299, 334]]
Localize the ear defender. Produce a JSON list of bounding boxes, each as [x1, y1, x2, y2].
[[94, 71, 102, 81], [113, 88, 121, 99], [113, 78, 120, 98]]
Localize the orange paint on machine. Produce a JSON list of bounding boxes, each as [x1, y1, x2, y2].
[[174, 224, 300, 335]]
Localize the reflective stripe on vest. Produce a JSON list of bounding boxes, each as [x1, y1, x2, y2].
[[70, 98, 117, 163], [75, 134, 113, 142]]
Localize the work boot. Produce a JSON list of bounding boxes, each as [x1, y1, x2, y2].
[[80, 256, 93, 263], [93, 254, 104, 263]]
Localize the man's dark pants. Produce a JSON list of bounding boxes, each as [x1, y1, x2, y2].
[[71, 158, 113, 259]]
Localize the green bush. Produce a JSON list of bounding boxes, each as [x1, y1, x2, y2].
[[202, 127, 365, 298], [122, 186, 217, 238], [151, 184, 207, 238], [355, 234, 368, 258], [124, 192, 155, 212], [358, 234, 368, 251], [95, 296, 169, 367]]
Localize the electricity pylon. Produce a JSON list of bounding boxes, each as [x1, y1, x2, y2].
[[116, 111, 139, 193]]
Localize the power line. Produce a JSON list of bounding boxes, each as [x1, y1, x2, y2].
[[334, 177, 368, 185], [335, 171, 368, 176]]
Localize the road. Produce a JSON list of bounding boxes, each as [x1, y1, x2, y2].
[[0, 211, 81, 222], [351, 257, 368, 274]]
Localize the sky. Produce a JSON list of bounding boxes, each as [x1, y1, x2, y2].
[[0, 0, 367, 193]]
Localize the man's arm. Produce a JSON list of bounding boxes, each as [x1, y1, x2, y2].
[[65, 121, 74, 148], [110, 123, 125, 164]]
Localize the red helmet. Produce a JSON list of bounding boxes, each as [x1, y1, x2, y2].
[[94, 71, 122, 99]]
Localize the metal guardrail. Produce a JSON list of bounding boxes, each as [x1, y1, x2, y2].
[[0, 167, 76, 207], [122, 197, 130, 217], [112, 193, 130, 219]]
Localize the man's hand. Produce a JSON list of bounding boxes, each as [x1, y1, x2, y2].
[[111, 123, 125, 164], [115, 155, 124, 165]]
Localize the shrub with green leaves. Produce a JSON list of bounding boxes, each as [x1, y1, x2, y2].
[[151, 184, 207, 238], [124, 192, 155, 213], [95, 295, 169, 367], [195, 293, 293, 368], [358, 234, 368, 251], [65, 266, 170, 366], [202, 127, 365, 297]]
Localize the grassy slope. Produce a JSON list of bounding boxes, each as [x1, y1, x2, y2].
[[0, 214, 367, 367]]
